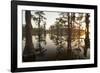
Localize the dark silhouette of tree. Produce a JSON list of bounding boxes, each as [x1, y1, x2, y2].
[[33, 11, 46, 29], [84, 13, 90, 57], [23, 11, 35, 62], [58, 12, 86, 59], [66, 13, 73, 59], [58, 12, 73, 59], [32, 11, 47, 56]]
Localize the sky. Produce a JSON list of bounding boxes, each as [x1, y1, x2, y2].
[[22, 10, 90, 30], [22, 11, 60, 29]]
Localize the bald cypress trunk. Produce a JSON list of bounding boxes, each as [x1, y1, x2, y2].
[[67, 13, 72, 50], [66, 13, 72, 59], [84, 13, 90, 57], [23, 11, 35, 62]]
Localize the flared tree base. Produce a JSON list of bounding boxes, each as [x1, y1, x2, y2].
[[22, 47, 36, 62]]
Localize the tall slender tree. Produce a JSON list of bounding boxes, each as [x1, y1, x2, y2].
[[32, 11, 47, 55], [59, 12, 73, 59]]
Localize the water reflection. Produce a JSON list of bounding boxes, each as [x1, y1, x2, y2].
[[22, 32, 90, 61]]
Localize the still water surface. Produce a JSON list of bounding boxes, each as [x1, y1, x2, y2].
[[22, 33, 90, 61]]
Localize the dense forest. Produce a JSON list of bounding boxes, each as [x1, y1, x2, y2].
[[22, 10, 90, 62]]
